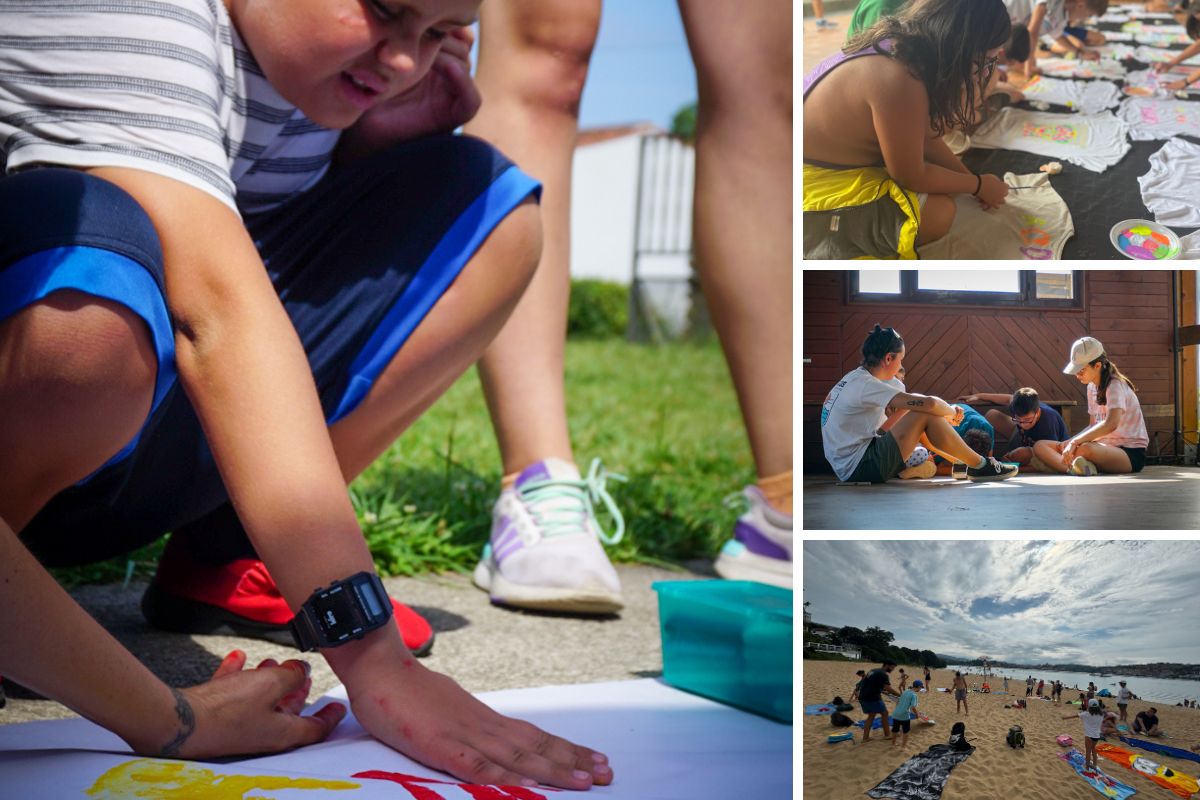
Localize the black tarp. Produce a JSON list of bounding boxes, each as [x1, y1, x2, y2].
[[866, 743, 976, 800]]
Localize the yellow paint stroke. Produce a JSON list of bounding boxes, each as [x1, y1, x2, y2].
[[87, 758, 360, 799]]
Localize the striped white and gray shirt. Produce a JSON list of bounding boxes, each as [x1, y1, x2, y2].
[[0, 0, 341, 216]]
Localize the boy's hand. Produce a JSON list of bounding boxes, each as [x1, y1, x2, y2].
[[347, 28, 481, 150], [149, 651, 346, 760], [976, 174, 1009, 209], [348, 660, 613, 791], [1154, 62, 1175, 74], [1163, 79, 1187, 91]]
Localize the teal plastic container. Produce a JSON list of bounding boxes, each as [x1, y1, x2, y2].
[[652, 579, 793, 723]]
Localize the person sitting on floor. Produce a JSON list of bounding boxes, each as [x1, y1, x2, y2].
[[1033, 337, 1148, 476], [1134, 708, 1163, 737], [822, 325, 1018, 484], [959, 387, 1068, 470]]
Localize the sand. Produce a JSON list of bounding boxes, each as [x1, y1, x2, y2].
[[803, 660, 1200, 800]]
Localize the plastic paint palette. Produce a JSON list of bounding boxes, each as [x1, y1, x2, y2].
[[1110, 219, 1181, 260]]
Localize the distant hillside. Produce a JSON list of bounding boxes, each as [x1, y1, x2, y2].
[[948, 659, 1200, 682]]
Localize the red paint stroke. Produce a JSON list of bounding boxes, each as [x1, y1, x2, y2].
[[353, 770, 561, 800]]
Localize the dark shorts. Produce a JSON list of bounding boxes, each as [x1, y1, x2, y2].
[[860, 700, 887, 715], [847, 431, 905, 483], [1064, 25, 1089, 41], [955, 689, 968, 701], [891, 718, 911, 734], [1119, 446, 1146, 474], [3, 136, 540, 567]]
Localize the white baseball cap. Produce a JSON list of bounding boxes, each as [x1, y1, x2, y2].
[[1064, 337, 1105, 375]]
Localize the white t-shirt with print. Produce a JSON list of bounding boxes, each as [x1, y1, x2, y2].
[[821, 367, 904, 481], [970, 107, 1132, 173], [1080, 710, 1104, 739], [1088, 378, 1149, 449]]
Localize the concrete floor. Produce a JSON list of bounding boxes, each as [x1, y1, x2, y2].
[[803, 465, 1200, 530], [802, 7, 854, 74], [0, 564, 708, 725]]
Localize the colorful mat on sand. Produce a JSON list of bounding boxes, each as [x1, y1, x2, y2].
[[1096, 742, 1200, 798], [1059, 749, 1138, 799], [804, 704, 836, 716], [866, 744, 974, 800], [1120, 736, 1200, 766]]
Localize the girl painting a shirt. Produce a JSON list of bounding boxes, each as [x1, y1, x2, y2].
[[803, 0, 1012, 259], [1033, 337, 1149, 475]]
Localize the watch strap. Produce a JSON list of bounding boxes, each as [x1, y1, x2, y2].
[[289, 606, 323, 652]]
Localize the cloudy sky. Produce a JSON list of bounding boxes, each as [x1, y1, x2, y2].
[[803, 541, 1200, 665]]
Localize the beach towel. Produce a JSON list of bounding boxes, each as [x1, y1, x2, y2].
[[828, 732, 855, 744], [1120, 736, 1200, 766], [1022, 76, 1122, 114], [866, 744, 974, 800], [969, 108, 1132, 173], [1119, 97, 1200, 141], [1059, 748, 1138, 800], [1138, 138, 1200, 228], [805, 704, 836, 716], [855, 717, 886, 730], [801, 163, 920, 259], [915, 171, 1074, 260], [1096, 742, 1200, 798]]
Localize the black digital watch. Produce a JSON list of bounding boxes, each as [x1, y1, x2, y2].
[[289, 571, 393, 651]]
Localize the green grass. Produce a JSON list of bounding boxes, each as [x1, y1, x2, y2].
[[52, 339, 753, 587]]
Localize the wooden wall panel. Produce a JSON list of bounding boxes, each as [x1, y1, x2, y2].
[[801, 270, 1180, 471]]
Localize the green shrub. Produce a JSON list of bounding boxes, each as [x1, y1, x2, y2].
[[568, 279, 629, 339]]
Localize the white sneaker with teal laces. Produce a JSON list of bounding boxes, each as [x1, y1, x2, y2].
[[714, 486, 793, 589], [472, 457, 626, 613]]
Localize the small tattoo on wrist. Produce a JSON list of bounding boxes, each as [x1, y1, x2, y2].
[[159, 688, 196, 758]]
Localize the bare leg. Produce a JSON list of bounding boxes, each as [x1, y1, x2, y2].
[[890, 413, 985, 467], [1032, 439, 1070, 473], [678, 0, 793, 504], [916, 194, 957, 246], [466, 0, 602, 478], [986, 409, 1015, 441], [812, 0, 825, 18], [328, 202, 542, 482], [1074, 442, 1133, 474], [0, 292, 156, 531]]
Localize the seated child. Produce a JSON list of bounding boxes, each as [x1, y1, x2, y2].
[[990, 23, 1033, 104], [1155, 8, 1200, 91], [1003, 0, 1109, 75], [847, 0, 910, 39], [959, 387, 1068, 469], [821, 325, 1018, 483], [803, 0, 1013, 259]]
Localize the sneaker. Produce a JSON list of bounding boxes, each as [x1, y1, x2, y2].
[[472, 458, 626, 614], [142, 539, 435, 656], [713, 486, 793, 589], [899, 459, 937, 479], [967, 457, 1020, 482], [952, 463, 969, 480], [1070, 456, 1098, 476], [814, 17, 838, 29]]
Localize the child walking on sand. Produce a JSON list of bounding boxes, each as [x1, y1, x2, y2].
[[891, 679, 925, 748], [1065, 698, 1105, 770], [803, 0, 1013, 258], [1033, 337, 1148, 476]]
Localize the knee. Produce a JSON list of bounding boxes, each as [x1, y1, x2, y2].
[[918, 194, 957, 244], [3, 291, 157, 440], [476, 199, 543, 302]]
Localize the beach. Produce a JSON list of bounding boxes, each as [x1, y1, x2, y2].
[[803, 660, 1200, 800]]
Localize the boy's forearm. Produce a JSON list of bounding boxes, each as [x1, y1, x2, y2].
[[903, 161, 979, 197], [903, 394, 954, 417], [0, 519, 182, 753], [925, 136, 972, 175]]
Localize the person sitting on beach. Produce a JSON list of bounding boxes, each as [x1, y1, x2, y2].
[[960, 388, 1068, 471], [1065, 699, 1105, 771], [891, 679, 925, 749], [953, 672, 970, 716], [1034, 337, 1148, 476], [1037, 679, 1045, 697], [981, 682, 991, 693], [859, 661, 902, 743], [1101, 709, 1119, 738], [852, 669, 868, 702], [1134, 708, 1163, 737], [821, 325, 1018, 483]]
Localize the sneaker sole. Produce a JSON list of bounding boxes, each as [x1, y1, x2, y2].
[[141, 583, 435, 657], [714, 549, 793, 589], [967, 471, 1018, 482], [472, 561, 624, 614]]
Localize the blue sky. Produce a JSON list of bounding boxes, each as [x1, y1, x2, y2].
[[579, 0, 697, 129], [804, 541, 1200, 665]]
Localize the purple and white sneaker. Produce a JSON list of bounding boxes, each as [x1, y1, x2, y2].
[[472, 458, 625, 613], [713, 486, 793, 589]]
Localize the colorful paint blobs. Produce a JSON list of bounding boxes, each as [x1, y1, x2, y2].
[[1117, 226, 1174, 259], [1021, 122, 1078, 145], [353, 770, 561, 800], [1018, 213, 1055, 259], [87, 759, 360, 800]]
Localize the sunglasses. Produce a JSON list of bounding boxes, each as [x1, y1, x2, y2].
[[979, 54, 999, 84]]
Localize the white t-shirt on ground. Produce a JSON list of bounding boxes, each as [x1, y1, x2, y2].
[[1138, 138, 1200, 228], [821, 367, 904, 481], [970, 108, 1132, 173], [1088, 378, 1149, 449]]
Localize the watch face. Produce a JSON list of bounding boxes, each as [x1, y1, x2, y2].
[[312, 586, 361, 638]]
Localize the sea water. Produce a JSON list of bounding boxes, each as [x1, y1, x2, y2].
[[948, 665, 1200, 706]]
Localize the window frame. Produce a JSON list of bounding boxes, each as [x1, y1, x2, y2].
[[848, 270, 1083, 309]]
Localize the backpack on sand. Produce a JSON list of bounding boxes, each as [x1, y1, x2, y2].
[[830, 712, 854, 728], [949, 721, 972, 752], [1006, 725, 1026, 749]]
